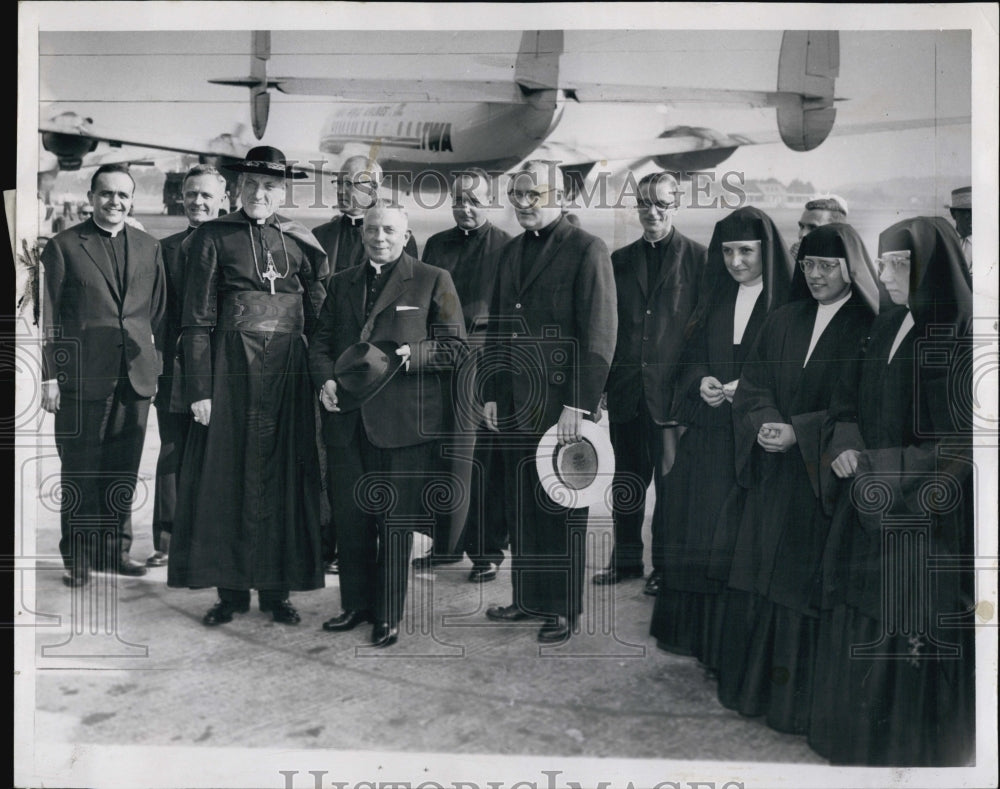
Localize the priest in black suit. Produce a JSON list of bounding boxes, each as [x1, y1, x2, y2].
[[310, 202, 467, 648], [148, 165, 228, 567], [482, 160, 618, 643], [40, 164, 167, 586], [599, 172, 706, 595], [417, 168, 512, 580]]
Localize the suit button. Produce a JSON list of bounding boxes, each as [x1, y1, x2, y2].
[[645, 309, 652, 315], [641, 362, 648, 368], [515, 302, 522, 309], [512, 333, 518, 339]]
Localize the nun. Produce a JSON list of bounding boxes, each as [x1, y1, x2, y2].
[[650, 206, 791, 662], [808, 216, 975, 765], [715, 223, 879, 732]]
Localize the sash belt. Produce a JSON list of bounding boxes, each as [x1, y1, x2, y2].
[[217, 290, 304, 333]]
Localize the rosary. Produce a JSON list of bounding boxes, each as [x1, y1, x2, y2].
[[249, 221, 291, 294]]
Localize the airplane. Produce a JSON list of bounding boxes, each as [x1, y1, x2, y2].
[[38, 30, 970, 198]]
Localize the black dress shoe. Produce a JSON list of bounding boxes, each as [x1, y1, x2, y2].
[[538, 616, 573, 643], [411, 552, 462, 570], [145, 551, 168, 567], [468, 563, 498, 582], [371, 622, 399, 648], [202, 600, 249, 626], [62, 569, 90, 588], [321, 609, 375, 632], [324, 559, 339, 575], [592, 566, 644, 585], [268, 600, 301, 625], [116, 557, 148, 576], [643, 571, 664, 596], [485, 604, 537, 622]]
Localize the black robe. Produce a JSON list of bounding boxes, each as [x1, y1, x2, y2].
[[650, 280, 769, 659], [808, 307, 975, 765], [719, 291, 875, 732], [168, 211, 329, 592]]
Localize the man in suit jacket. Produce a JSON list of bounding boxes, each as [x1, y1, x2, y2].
[[599, 172, 706, 595], [147, 165, 229, 568], [41, 164, 167, 587], [310, 202, 466, 648], [482, 160, 617, 643], [416, 168, 512, 580], [311, 156, 418, 278]]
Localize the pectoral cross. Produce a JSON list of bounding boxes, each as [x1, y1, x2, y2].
[[262, 250, 280, 295]]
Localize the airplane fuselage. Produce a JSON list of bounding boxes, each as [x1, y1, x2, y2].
[[318, 95, 564, 180]]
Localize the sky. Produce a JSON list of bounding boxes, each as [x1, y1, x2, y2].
[[36, 27, 971, 193]]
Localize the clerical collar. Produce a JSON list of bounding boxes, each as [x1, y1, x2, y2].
[[527, 215, 562, 240], [644, 227, 674, 248], [344, 214, 364, 228], [369, 257, 399, 275], [460, 221, 487, 237], [241, 210, 271, 226], [92, 219, 124, 238]]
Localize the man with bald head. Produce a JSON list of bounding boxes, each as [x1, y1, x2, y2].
[[599, 171, 706, 595], [416, 168, 513, 578], [310, 201, 466, 647], [482, 159, 617, 643], [312, 155, 418, 277]]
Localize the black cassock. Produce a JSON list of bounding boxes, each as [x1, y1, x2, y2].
[[808, 306, 975, 765], [168, 211, 329, 593], [715, 291, 875, 732], [650, 280, 770, 661]]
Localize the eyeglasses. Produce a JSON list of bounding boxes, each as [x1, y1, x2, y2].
[[507, 186, 558, 208], [876, 250, 911, 275], [799, 256, 844, 274], [637, 199, 678, 212]]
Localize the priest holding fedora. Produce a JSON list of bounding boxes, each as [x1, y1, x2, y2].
[[168, 146, 329, 627], [310, 201, 467, 648]]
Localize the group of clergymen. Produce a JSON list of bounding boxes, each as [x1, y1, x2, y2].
[[41, 144, 976, 764]]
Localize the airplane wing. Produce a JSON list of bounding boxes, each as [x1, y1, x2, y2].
[[538, 115, 972, 169]]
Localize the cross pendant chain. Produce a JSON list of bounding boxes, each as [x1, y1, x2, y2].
[[262, 250, 280, 295]]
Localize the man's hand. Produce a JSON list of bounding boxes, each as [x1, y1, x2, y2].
[[483, 401, 498, 432], [700, 376, 726, 407], [41, 380, 60, 413], [395, 344, 412, 371], [722, 379, 739, 403], [831, 449, 861, 478], [557, 405, 582, 446], [757, 422, 796, 453], [191, 398, 212, 426], [319, 380, 340, 413]]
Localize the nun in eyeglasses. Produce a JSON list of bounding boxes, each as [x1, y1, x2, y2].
[[650, 206, 791, 662], [716, 223, 879, 733], [808, 216, 974, 766]]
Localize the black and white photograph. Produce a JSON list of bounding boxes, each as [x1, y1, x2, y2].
[[12, 2, 999, 788]]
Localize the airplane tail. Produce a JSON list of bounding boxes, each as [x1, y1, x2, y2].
[[514, 31, 564, 91], [776, 31, 839, 151]]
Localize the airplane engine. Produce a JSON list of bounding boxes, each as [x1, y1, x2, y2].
[[652, 127, 739, 174], [41, 112, 99, 170]]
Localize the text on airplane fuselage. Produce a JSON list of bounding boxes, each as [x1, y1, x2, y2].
[[326, 104, 453, 152]]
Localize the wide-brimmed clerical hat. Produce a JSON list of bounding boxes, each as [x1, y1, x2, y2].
[[945, 186, 971, 210], [223, 145, 307, 180], [332, 341, 406, 413], [535, 419, 615, 508]]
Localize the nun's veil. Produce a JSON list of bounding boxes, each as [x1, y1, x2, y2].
[[687, 206, 793, 335], [791, 222, 885, 311], [878, 216, 972, 330]]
